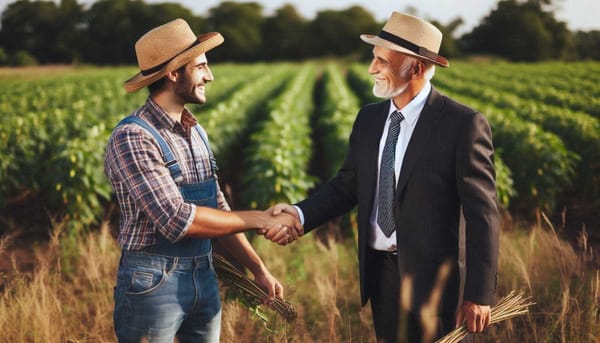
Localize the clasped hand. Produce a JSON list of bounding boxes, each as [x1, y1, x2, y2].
[[258, 203, 303, 245]]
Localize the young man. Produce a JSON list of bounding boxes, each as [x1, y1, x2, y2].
[[268, 12, 499, 343], [105, 19, 299, 342]]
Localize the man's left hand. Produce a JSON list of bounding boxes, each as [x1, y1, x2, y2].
[[253, 268, 284, 302], [455, 300, 491, 333]]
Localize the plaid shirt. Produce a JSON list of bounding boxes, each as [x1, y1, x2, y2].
[[105, 97, 230, 251]]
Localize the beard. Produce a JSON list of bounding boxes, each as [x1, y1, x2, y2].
[[372, 81, 408, 99], [372, 59, 414, 99], [175, 71, 207, 105]]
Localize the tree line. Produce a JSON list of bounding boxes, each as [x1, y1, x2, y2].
[[0, 0, 599, 66]]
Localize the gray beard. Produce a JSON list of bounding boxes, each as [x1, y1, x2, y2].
[[372, 82, 408, 99]]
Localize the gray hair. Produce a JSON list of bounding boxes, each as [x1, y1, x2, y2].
[[399, 55, 436, 81]]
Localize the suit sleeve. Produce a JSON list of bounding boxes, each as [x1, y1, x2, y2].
[[295, 112, 362, 232], [455, 112, 500, 306]]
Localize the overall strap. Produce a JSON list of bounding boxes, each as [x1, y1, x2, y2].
[[117, 116, 184, 183], [194, 124, 219, 175]]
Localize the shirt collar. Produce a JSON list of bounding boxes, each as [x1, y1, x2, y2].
[[388, 81, 431, 126], [144, 97, 198, 135]]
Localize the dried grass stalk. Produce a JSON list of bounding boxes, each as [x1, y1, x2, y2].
[[213, 253, 297, 323], [436, 291, 535, 343]]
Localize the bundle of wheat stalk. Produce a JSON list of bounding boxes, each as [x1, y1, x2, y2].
[[435, 291, 534, 343], [213, 253, 298, 323]]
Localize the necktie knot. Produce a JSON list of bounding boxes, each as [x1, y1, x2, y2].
[[390, 110, 405, 125]]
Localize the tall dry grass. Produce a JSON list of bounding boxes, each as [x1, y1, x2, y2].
[[0, 220, 118, 342], [0, 217, 598, 342], [485, 214, 600, 342], [219, 233, 375, 342]]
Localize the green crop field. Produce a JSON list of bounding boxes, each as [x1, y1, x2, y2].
[[1, 62, 599, 226], [0, 61, 599, 342]]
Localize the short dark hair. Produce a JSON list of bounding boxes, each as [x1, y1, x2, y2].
[[146, 65, 187, 94], [147, 76, 168, 94]]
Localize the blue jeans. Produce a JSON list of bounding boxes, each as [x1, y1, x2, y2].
[[113, 250, 221, 342]]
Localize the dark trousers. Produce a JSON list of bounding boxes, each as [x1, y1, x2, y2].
[[367, 249, 470, 343]]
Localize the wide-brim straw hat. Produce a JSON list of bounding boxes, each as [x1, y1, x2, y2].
[[361, 12, 449, 68], [124, 18, 224, 92]]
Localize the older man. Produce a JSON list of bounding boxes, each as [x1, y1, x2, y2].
[[268, 12, 499, 343]]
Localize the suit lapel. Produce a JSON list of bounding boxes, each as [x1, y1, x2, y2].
[[395, 88, 443, 195], [363, 101, 391, 216]]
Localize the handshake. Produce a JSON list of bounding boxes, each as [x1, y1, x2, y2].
[[257, 203, 303, 245]]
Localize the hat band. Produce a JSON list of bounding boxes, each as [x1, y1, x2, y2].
[[140, 40, 200, 76], [378, 30, 442, 64]]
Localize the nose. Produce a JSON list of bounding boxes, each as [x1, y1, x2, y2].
[[368, 58, 377, 75], [205, 66, 214, 82]]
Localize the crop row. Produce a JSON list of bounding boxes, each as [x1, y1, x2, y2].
[[317, 63, 361, 179], [434, 71, 600, 199], [196, 65, 294, 158], [482, 62, 598, 88], [243, 64, 319, 208], [440, 62, 600, 119]]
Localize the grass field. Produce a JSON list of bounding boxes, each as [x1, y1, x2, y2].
[[0, 215, 597, 342]]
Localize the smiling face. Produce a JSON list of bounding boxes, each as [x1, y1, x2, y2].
[[368, 46, 416, 99], [175, 53, 213, 105]]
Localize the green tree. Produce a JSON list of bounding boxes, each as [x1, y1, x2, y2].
[[83, 0, 205, 65], [206, 1, 264, 61], [308, 6, 380, 57], [0, 47, 8, 65], [261, 4, 308, 61], [574, 30, 600, 60], [83, 0, 154, 64], [55, 0, 86, 63], [430, 17, 464, 58], [9, 50, 38, 66], [0, 0, 62, 63], [461, 0, 571, 61], [147, 3, 204, 33], [0, 0, 85, 63]]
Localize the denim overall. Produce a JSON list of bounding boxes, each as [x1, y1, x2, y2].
[[113, 116, 221, 343]]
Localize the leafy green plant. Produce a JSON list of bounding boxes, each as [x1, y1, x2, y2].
[[243, 64, 319, 208]]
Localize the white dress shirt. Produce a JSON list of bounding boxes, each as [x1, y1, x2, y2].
[[295, 81, 432, 252], [369, 81, 431, 251]]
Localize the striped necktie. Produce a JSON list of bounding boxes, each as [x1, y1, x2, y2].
[[377, 110, 405, 237]]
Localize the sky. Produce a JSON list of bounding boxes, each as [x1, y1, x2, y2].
[[0, 0, 598, 35]]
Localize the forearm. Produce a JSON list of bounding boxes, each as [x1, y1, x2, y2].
[[185, 207, 267, 238], [216, 233, 267, 275]]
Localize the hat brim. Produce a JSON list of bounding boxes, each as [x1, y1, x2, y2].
[[360, 34, 449, 68], [124, 32, 224, 93]]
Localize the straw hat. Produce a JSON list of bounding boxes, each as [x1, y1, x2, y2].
[[361, 12, 449, 67], [124, 19, 224, 92]]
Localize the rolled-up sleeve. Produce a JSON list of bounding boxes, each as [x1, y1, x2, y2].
[[109, 126, 194, 243], [216, 181, 231, 211]]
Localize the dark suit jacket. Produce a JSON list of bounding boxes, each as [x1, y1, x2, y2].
[[297, 87, 499, 316]]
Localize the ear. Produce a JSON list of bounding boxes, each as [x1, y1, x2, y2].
[[412, 61, 425, 79], [166, 69, 179, 83]]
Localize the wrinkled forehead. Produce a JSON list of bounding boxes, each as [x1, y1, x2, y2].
[[373, 45, 406, 65]]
